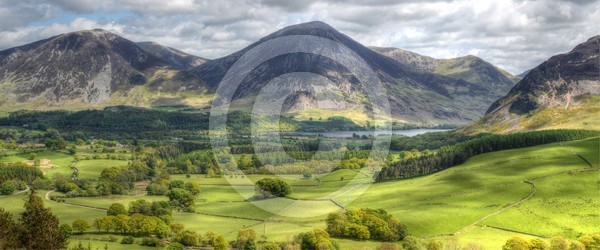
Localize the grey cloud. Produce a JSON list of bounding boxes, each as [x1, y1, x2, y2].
[[0, 0, 597, 74]]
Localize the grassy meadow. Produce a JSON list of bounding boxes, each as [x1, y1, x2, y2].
[[0, 137, 598, 249]]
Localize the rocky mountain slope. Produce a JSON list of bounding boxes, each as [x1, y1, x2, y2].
[[464, 35, 600, 133], [190, 21, 515, 125], [0, 22, 532, 127], [136, 41, 208, 70], [0, 29, 206, 110]]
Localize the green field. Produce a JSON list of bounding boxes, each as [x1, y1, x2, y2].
[[75, 159, 128, 179], [0, 150, 75, 177], [1, 137, 598, 249]]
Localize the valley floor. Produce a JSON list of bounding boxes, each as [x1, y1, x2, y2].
[[1, 137, 599, 249]]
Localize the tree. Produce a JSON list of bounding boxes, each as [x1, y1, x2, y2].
[[19, 190, 68, 249], [550, 236, 571, 250], [179, 230, 201, 247], [326, 208, 407, 241], [59, 223, 73, 239], [296, 229, 339, 250], [94, 216, 115, 232], [204, 231, 228, 250], [72, 219, 91, 234], [236, 228, 257, 249], [170, 223, 185, 236], [254, 178, 292, 198], [503, 236, 532, 250], [168, 188, 196, 210], [402, 236, 425, 250], [238, 154, 254, 170], [108, 203, 128, 216], [578, 234, 600, 249], [169, 180, 185, 189], [1, 181, 16, 195], [113, 214, 130, 233], [426, 240, 443, 250], [529, 238, 549, 250], [185, 182, 201, 196], [0, 208, 20, 249]]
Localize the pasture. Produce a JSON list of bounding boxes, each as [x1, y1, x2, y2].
[[0, 137, 598, 249]]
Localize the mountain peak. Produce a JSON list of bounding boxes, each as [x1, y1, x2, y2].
[[286, 21, 334, 30]]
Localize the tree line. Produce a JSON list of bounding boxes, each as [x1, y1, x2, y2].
[[376, 130, 599, 182]]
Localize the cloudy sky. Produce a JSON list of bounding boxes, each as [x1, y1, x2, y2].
[[0, 0, 597, 74]]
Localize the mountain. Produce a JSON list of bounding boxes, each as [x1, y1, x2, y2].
[[136, 41, 208, 70], [0, 22, 541, 127], [464, 35, 600, 133], [190, 21, 515, 126], [516, 69, 531, 78], [370, 47, 519, 98], [0, 29, 207, 110]]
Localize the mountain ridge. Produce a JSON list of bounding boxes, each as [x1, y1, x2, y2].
[[190, 21, 516, 125], [0, 22, 546, 127], [463, 35, 600, 133]]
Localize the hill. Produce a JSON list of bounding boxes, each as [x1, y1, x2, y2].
[[464, 35, 600, 133], [0, 29, 208, 111], [190, 21, 517, 126], [0, 22, 552, 127], [370, 47, 519, 98], [136, 41, 208, 70]]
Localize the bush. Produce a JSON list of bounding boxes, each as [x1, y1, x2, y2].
[[296, 229, 339, 250], [503, 236, 531, 250], [108, 236, 118, 242], [121, 236, 134, 244], [326, 208, 407, 241], [254, 178, 292, 198], [141, 237, 162, 247], [1, 180, 16, 195], [167, 242, 185, 250]]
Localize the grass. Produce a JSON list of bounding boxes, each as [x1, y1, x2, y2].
[[483, 170, 600, 238], [0, 137, 598, 248], [75, 159, 128, 179], [65, 195, 169, 209], [0, 150, 74, 177]]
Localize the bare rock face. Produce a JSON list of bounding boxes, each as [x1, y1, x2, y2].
[[0, 29, 206, 107]]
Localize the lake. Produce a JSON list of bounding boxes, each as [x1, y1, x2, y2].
[[284, 129, 451, 138]]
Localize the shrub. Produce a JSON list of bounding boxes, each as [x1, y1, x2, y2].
[[503, 236, 531, 250], [326, 208, 407, 241], [167, 242, 185, 250], [121, 236, 134, 244], [141, 237, 162, 247], [0, 181, 16, 195]]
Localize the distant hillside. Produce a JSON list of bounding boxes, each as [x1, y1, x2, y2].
[[371, 47, 519, 99], [463, 35, 600, 133], [136, 41, 208, 70]]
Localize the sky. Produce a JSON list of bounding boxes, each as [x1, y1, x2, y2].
[[0, 0, 598, 74]]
